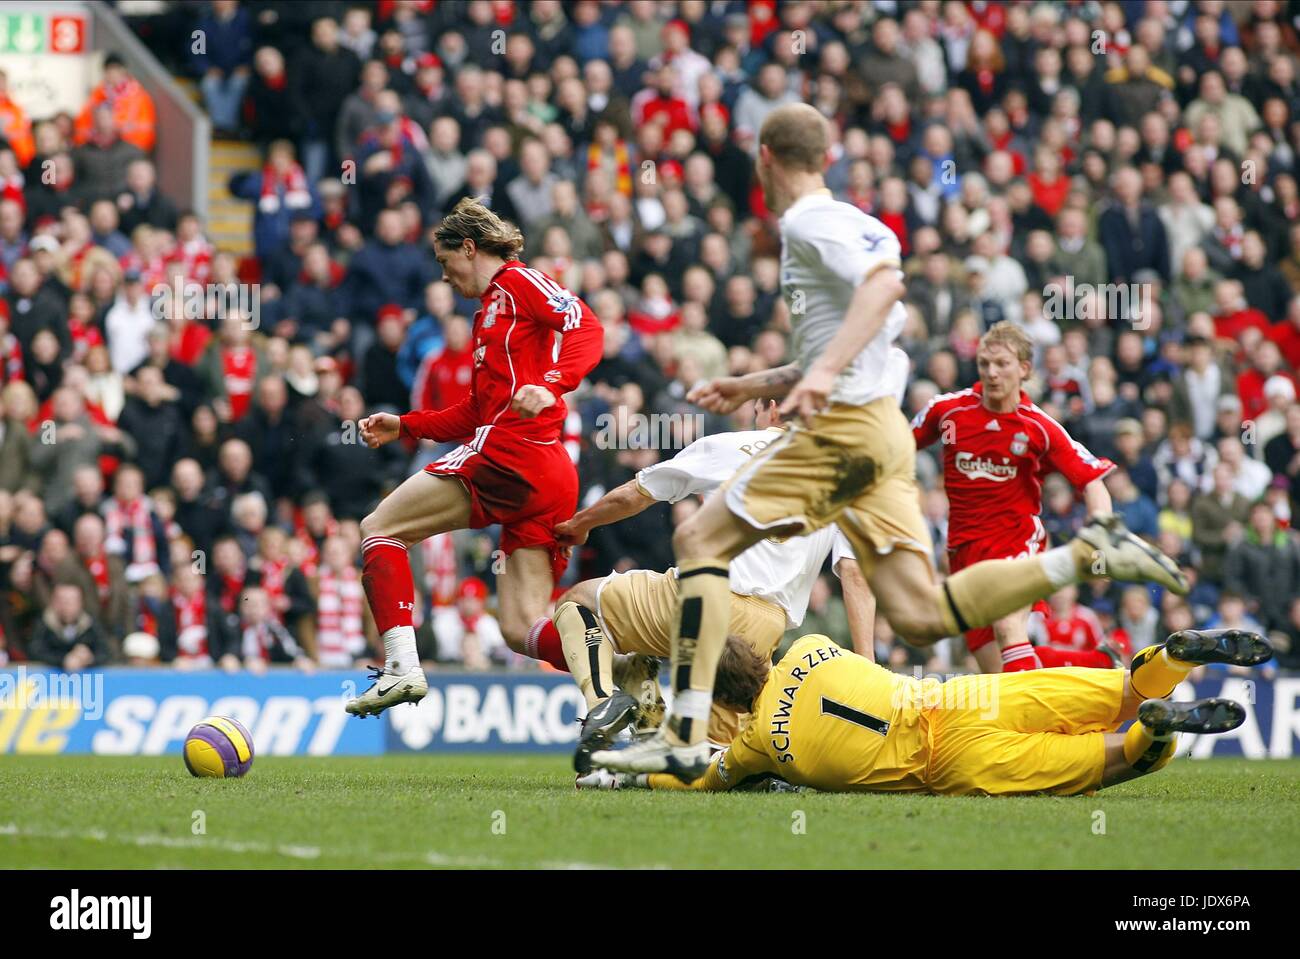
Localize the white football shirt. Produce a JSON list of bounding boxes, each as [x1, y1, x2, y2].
[[636, 429, 853, 627], [780, 192, 909, 406]]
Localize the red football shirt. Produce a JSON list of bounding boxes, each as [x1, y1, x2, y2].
[[400, 261, 602, 445], [411, 343, 474, 412], [911, 382, 1115, 548], [1038, 604, 1105, 651]]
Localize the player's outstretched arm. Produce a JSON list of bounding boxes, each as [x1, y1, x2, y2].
[[780, 268, 906, 424], [554, 480, 656, 548], [688, 364, 802, 413], [1083, 477, 1113, 518], [837, 556, 877, 661], [396, 394, 480, 444]]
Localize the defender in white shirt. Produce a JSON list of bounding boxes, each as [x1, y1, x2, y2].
[[593, 103, 1189, 781], [553, 406, 874, 770]]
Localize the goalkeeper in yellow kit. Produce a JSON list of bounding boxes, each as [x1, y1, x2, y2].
[[579, 629, 1271, 796]]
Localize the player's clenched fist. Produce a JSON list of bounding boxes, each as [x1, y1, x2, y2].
[[779, 367, 835, 427], [512, 384, 557, 418], [553, 518, 589, 548], [687, 376, 748, 413], [359, 412, 401, 448]]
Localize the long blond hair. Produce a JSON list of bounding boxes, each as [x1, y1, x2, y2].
[[433, 197, 524, 259]]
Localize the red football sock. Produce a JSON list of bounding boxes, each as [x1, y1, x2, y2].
[[1000, 641, 1042, 672], [1036, 646, 1114, 669], [526, 616, 569, 671], [361, 536, 415, 634]]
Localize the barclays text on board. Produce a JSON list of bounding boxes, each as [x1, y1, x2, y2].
[[1, 668, 1297, 757]]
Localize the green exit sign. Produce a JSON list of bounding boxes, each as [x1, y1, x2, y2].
[[0, 14, 48, 54]]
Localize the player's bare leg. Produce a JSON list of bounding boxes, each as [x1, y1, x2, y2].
[[496, 545, 558, 655], [985, 608, 1039, 673], [349, 473, 472, 716], [591, 491, 772, 778], [843, 515, 1187, 648]]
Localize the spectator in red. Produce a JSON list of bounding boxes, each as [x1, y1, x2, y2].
[[196, 315, 266, 423], [633, 63, 695, 139], [312, 535, 368, 668], [1029, 585, 1121, 669], [1212, 279, 1270, 345], [168, 561, 212, 668], [1028, 146, 1070, 218], [1268, 295, 1300, 370], [411, 314, 472, 414], [1238, 338, 1295, 423], [103, 463, 169, 584]]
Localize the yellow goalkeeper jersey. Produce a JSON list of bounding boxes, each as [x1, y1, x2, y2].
[[658, 634, 932, 792]]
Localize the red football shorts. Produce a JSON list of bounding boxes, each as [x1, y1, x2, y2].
[[947, 526, 1046, 652], [425, 429, 576, 581]]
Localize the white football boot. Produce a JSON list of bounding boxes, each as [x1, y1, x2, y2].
[[589, 727, 712, 782], [345, 663, 428, 717], [574, 768, 644, 790], [1075, 513, 1189, 595]]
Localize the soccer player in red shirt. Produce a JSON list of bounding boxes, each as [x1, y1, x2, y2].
[[1030, 584, 1124, 669], [346, 199, 602, 716], [912, 322, 1115, 673]]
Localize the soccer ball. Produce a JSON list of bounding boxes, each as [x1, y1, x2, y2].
[[183, 716, 255, 778]]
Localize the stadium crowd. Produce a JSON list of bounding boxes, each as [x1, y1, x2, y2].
[[2, 0, 1300, 675]]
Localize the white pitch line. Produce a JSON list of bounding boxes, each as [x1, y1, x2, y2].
[[0, 823, 321, 860], [0, 823, 668, 870]]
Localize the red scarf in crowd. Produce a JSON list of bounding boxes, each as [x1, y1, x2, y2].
[[173, 587, 209, 660], [222, 345, 257, 420], [316, 565, 364, 667], [886, 118, 911, 145], [1214, 223, 1244, 261], [1, 170, 23, 211], [218, 570, 245, 613], [294, 518, 337, 579], [103, 496, 159, 577], [167, 235, 214, 284], [118, 249, 166, 290], [259, 161, 310, 213], [260, 556, 287, 620], [67, 313, 105, 363], [84, 550, 111, 603], [421, 531, 458, 608], [0, 328, 23, 384], [241, 622, 274, 661]]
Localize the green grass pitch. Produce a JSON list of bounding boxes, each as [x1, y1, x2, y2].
[[3, 755, 1298, 869]]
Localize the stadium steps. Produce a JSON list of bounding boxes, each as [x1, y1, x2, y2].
[[173, 75, 259, 258], [206, 142, 259, 258]]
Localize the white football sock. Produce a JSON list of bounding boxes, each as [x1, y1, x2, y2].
[[382, 625, 420, 673], [1038, 546, 1080, 589]]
